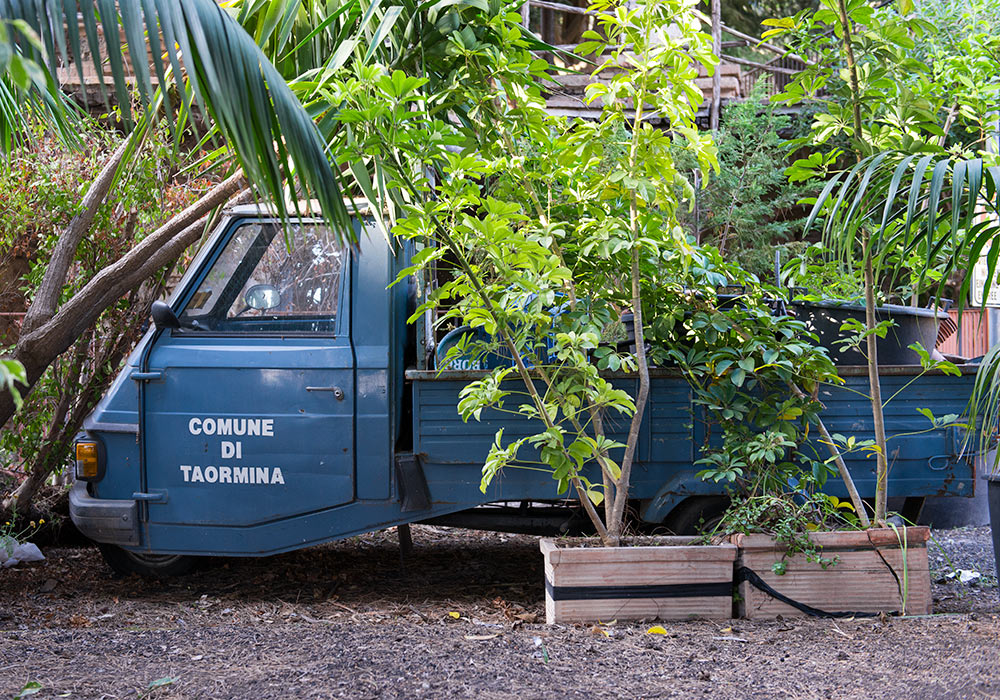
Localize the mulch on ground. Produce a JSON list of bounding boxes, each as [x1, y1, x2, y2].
[[1, 525, 998, 699]]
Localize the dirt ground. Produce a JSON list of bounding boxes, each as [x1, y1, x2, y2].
[[1, 525, 998, 699]]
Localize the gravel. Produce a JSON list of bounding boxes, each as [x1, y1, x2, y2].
[[927, 525, 998, 613]]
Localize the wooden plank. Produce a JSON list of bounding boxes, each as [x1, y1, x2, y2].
[[551, 543, 737, 565], [734, 527, 930, 550], [720, 54, 799, 76], [541, 538, 737, 623], [735, 530, 932, 619], [697, 63, 742, 77], [550, 560, 734, 587], [551, 596, 732, 622], [538, 538, 558, 562]]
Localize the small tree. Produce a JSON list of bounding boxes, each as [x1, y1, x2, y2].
[[1, 126, 216, 512], [330, 0, 717, 545], [769, 0, 1000, 524]]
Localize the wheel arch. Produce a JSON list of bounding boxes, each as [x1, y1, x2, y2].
[[638, 471, 725, 524]]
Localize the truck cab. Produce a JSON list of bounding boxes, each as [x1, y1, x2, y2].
[[71, 204, 416, 574]]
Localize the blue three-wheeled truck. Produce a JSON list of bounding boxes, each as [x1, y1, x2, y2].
[[69, 204, 980, 576]]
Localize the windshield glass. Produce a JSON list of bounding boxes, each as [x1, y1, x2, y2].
[[178, 221, 345, 333]]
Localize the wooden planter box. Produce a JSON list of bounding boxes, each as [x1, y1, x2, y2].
[[540, 537, 737, 624], [732, 527, 932, 619]]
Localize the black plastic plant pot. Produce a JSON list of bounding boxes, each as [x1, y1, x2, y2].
[[790, 300, 948, 365], [988, 475, 1000, 583]]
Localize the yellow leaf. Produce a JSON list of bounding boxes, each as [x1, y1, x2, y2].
[[448, 612, 461, 619], [646, 625, 668, 635]]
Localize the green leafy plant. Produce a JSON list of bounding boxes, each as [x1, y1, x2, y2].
[[658, 258, 875, 538], [1, 513, 43, 551], [677, 79, 813, 279], [765, 0, 1000, 524], [332, 0, 718, 545]]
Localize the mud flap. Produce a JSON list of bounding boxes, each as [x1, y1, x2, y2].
[[395, 454, 431, 512]]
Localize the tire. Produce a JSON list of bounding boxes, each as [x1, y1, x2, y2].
[[660, 496, 731, 535], [97, 543, 197, 578]]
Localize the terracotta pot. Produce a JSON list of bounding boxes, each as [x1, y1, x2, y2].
[[732, 527, 933, 619], [539, 537, 736, 624]]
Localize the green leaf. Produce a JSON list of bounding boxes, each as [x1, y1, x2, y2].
[[15, 682, 43, 699], [7, 54, 29, 89], [147, 677, 178, 690], [731, 368, 746, 387]]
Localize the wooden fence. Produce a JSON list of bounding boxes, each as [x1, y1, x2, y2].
[[938, 308, 992, 358]]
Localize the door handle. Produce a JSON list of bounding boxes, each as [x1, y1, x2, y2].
[[307, 386, 345, 400]]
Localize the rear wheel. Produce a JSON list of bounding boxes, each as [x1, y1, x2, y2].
[[97, 543, 197, 578], [661, 496, 731, 535]]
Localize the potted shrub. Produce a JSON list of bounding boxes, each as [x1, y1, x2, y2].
[[688, 0, 1000, 617], [540, 536, 736, 624], [732, 527, 932, 619], [379, 0, 739, 623], [663, 270, 935, 618], [765, 0, 1000, 531]]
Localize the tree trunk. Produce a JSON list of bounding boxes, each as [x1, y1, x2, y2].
[[864, 247, 889, 524]]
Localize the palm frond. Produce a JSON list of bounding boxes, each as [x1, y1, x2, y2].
[[0, 0, 354, 242], [807, 151, 1000, 313]]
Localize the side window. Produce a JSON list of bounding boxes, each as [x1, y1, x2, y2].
[[179, 222, 346, 333]]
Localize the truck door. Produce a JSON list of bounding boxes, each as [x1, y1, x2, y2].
[[141, 218, 355, 528]]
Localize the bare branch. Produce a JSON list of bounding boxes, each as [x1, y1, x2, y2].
[[34, 172, 245, 350]]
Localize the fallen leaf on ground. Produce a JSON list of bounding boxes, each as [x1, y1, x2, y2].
[[147, 677, 177, 690], [14, 681, 42, 699], [646, 626, 668, 635], [448, 612, 460, 619], [464, 633, 501, 641]]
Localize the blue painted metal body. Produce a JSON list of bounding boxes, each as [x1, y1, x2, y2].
[[410, 368, 978, 525], [70, 207, 979, 557]]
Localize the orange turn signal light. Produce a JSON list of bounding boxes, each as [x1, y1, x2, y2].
[[75, 442, 99, 479]]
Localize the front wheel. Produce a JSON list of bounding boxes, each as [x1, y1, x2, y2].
[[97, 543, 197, 578]]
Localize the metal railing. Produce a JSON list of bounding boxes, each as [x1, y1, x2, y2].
[[522, 0, 818, 109]]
